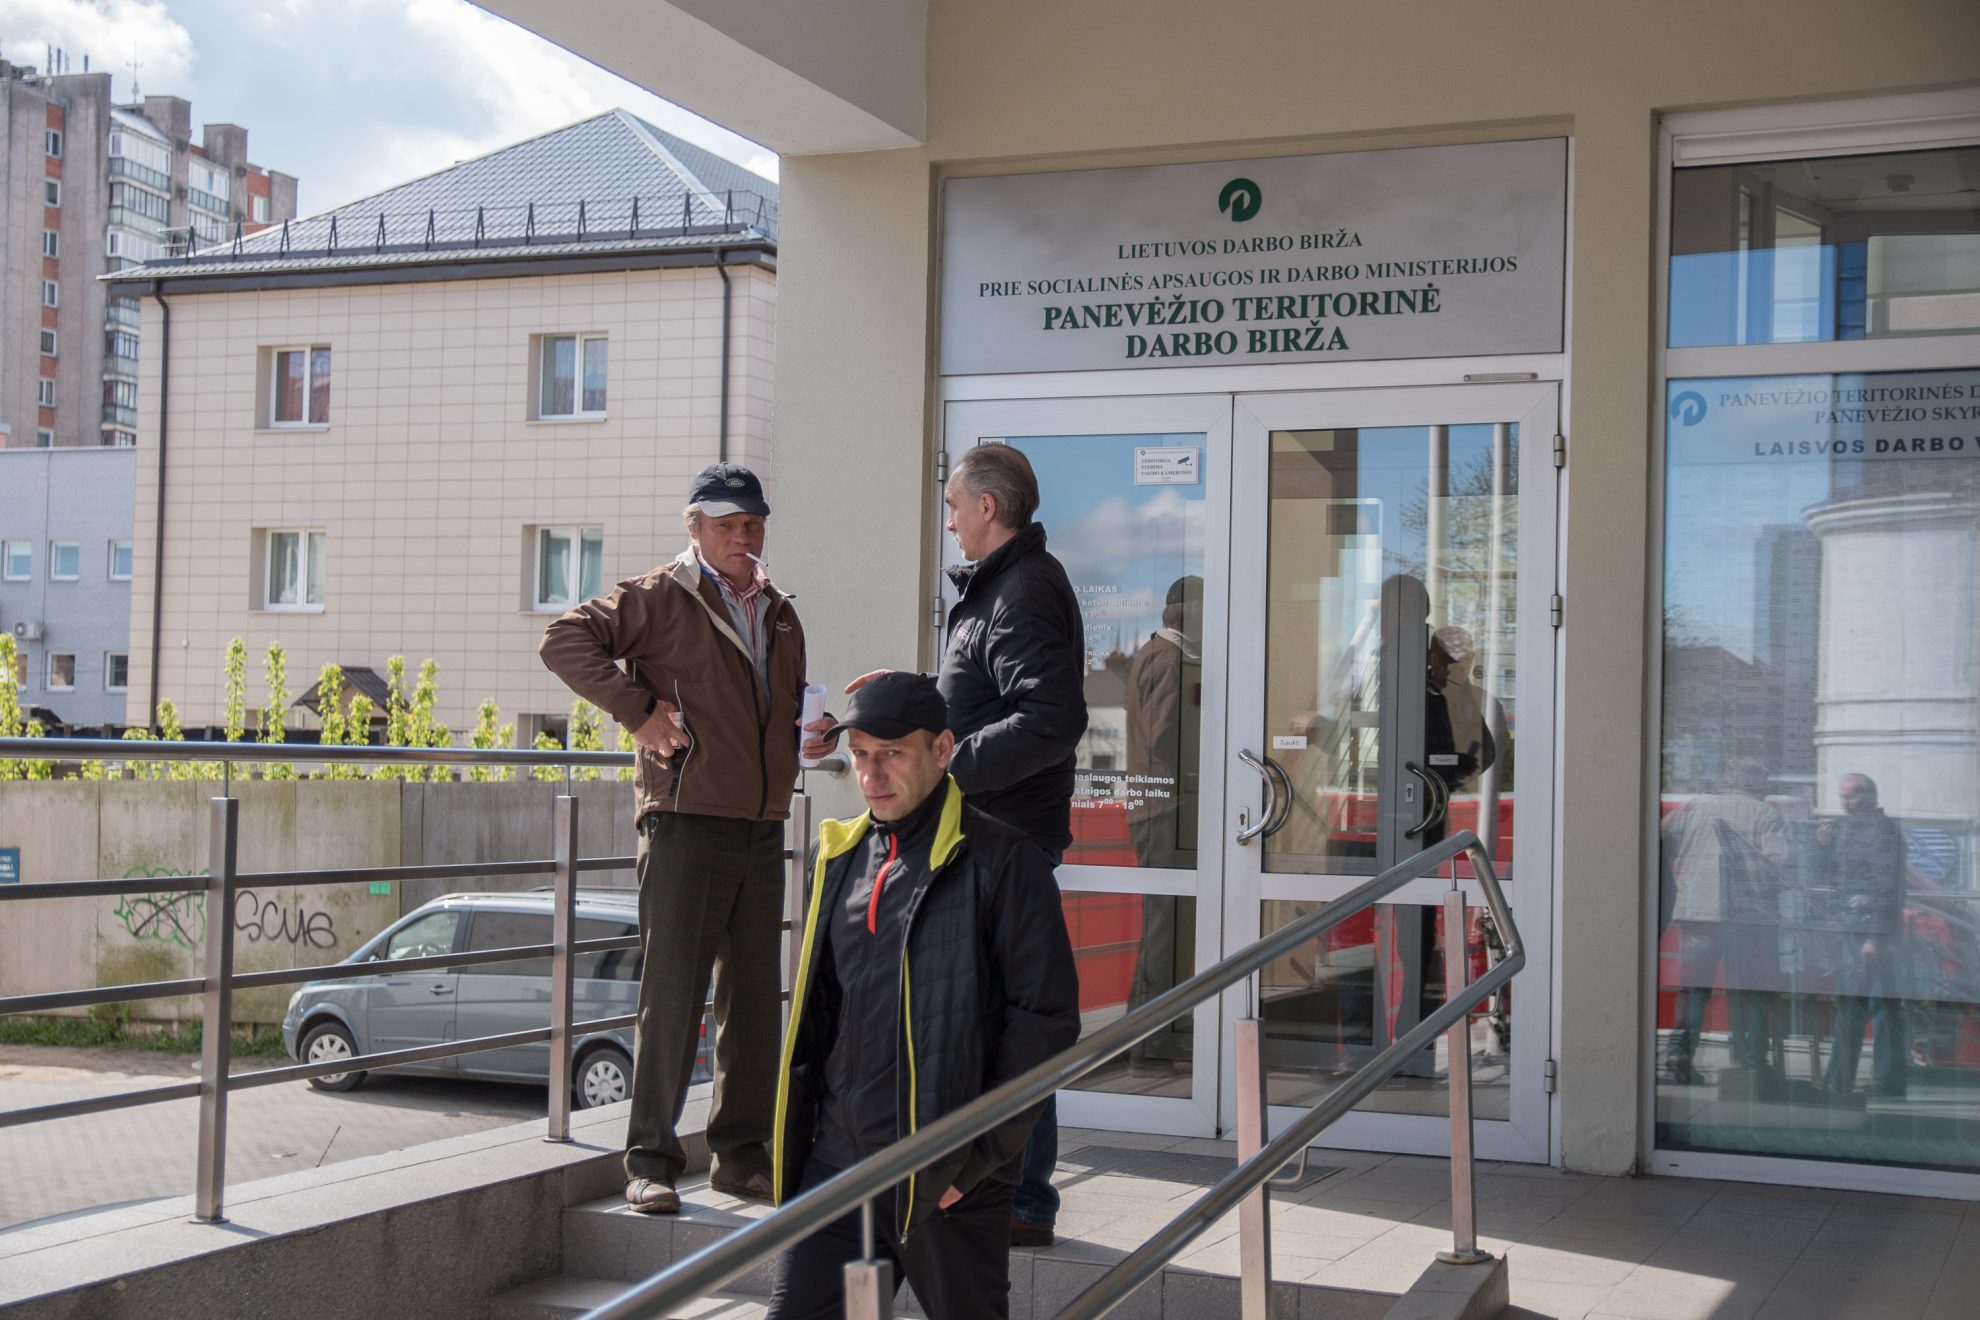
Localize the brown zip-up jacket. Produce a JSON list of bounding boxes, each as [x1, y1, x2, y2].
[[538, 548, 807, 824]]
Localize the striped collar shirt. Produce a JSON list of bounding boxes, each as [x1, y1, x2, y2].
[[698, 553, 772, 679]]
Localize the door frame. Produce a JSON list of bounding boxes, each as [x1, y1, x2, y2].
[[1222, 382, 1560, 1163], [941, 392, 1236, 1137]]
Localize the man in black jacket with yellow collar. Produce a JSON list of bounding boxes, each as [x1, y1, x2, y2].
[[769, 673, 1079, 1320]]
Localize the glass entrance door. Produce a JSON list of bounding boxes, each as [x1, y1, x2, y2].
[[942, 394, 1234, 1137], [1225, 384, 1558, 1161]]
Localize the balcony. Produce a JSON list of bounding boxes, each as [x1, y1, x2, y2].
[[107, 206, 169, 238], [107, 156, 171, 192], [100, 403, 137, 429]]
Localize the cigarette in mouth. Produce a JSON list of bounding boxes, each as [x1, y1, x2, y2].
[[745, 553, 768, 568]]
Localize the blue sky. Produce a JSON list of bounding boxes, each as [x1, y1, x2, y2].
[[0, 0, 775, 213]]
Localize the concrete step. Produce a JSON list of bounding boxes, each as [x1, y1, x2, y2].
[[488, 1274, 764, 1320], [549, 1182, 1512, 1318]]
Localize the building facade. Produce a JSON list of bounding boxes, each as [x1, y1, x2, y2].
[[116, 111, 776, 745], [478, 0, 1980, 1198], [0, 446, 135, 731], [0, 61, 297, 452]]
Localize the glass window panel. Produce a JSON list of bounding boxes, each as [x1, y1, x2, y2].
[[3, 543, 29, 579], [581, 338, 608, 412], [985, 434, 1207, 869], [539, 529, 572, 607], [268, 532, 300, 605], [1670, 145, 1980, 347], [579, 528, 604, 601], [51, 543, 79, 579], [305, 532, 327, 606], [106, 654, 129, 690], [1259, 899, 1510, 1118], [1263, 424, 1518, 880], [465, 911, 551, 976], [274, 350, 305, 423], [385, 911, 463, 961], [542, 336, 577, 416], [47, 655, 76, 689], [1658, 367, 1980, 1172], [1058, 889, 1195, 1098], [576, 917, 641, 982], [110, 542, 133, 579], [308, 348, 332, 424]]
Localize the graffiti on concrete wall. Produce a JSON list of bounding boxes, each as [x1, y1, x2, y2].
[[113, 866, 339, 949], [112, 870, 207, 950]]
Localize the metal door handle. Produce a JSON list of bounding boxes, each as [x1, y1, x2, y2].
[[1236, 750, 1279, 845], [1404, 762, 1443, 839], [1263, 756, 1295, 838], [429, 984, 453, 996]]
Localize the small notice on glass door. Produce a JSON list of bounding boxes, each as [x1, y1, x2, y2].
[[1135, 446, 1200, 485]]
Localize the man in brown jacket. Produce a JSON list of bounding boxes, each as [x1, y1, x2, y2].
[[539, 462, 807, 1214]]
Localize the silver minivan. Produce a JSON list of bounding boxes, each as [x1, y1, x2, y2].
[[280, 889, 700, 1109]]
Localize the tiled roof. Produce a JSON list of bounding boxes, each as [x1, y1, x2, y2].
[[126, 109, 776, 281]]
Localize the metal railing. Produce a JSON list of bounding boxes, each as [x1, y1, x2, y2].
[[0, 736, 834, 1224], [585, 829, 1523, 1320]]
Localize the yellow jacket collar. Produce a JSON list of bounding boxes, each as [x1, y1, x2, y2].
[[818, 777, 967, 871]]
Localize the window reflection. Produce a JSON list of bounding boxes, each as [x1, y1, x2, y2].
[[1657, 368, 1980, 1170], [1670, 145, 1980, 347]]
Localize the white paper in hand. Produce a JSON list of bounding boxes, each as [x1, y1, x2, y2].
[[798, 684, 829, 767]]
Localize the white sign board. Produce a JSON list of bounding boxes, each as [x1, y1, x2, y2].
[[1133, 446, 1200, 485], [941, 138, 1566, 375]]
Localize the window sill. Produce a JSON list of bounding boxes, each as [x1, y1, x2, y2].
[[256, 425, 332, 435], [255, 605, 327, 614], [46, 687, 76, 694], [526, 415, 608, 426], [525, 605, 578, 615]]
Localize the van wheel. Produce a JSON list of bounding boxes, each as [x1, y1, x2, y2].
[[575, 1045, 632, 1109], [301, 1021, 366, 1092]]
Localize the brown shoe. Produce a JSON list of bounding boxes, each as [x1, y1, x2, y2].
[[710, 1171, 774, 1202], [1010, 1217, 1055, 1248], [625, 1178, 680, 1215]]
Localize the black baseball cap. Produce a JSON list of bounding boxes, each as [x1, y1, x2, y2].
[[687, 463, 771, 518], [829, 672, 949, 741]]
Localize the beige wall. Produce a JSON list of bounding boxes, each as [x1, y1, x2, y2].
[[771, 0, 1980, 1174], [128, 262, 776, 738]]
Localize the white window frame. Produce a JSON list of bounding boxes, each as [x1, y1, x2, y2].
[[42, 229, 59, 258], [46, 653, 75, 692], [41, 280, 58, 309], [109, 540, 133, 581], [532, 525, 605, 610], [262, 528, 327, 611], [36, 429, 54, 448], [251, 195, 270, 224], [49, 542, 80, 581], [267, 345, 332, 428], [45, 128, 62, 158], [1645, 87, 1980, 1201], [105, 652, 129, 692], [39, 328, 57, 356], [536, 333, 609, 419], [37, 379, 57, 408], [107, 430, 136, 448], [44, 178, 60, 207], [1, 542, 28, 581]]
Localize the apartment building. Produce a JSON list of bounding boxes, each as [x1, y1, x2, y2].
[[114, 110, 776, 746], [0, 60, 298, 452]]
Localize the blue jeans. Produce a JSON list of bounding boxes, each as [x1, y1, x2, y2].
[[1011, 1094, 1059, 1226]]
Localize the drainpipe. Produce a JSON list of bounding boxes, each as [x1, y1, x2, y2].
[[146, 280, 169, 728], [715, 253, 732, 462]]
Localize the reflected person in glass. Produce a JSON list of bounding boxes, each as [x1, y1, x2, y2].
[[1661, 759, 1792, 1088], [1817, 774, 1910, 1100]]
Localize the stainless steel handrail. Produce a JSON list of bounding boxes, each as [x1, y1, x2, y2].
[[0, 735, 828, 1222], [586, 829, 1520, 1320]]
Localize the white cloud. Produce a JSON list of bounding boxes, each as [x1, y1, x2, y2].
[[0, 0, 775, 212], [0, 0, 193, 87]]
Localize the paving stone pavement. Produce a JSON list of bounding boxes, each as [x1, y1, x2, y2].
[[0, 1044, 548, 1229], [1051, 1127, 1980, 1320]]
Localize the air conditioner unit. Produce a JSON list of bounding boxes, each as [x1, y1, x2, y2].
[[12, 621, 44, 641]]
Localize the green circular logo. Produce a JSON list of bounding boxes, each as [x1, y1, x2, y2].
[[1219, 177, 1262, 223]]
